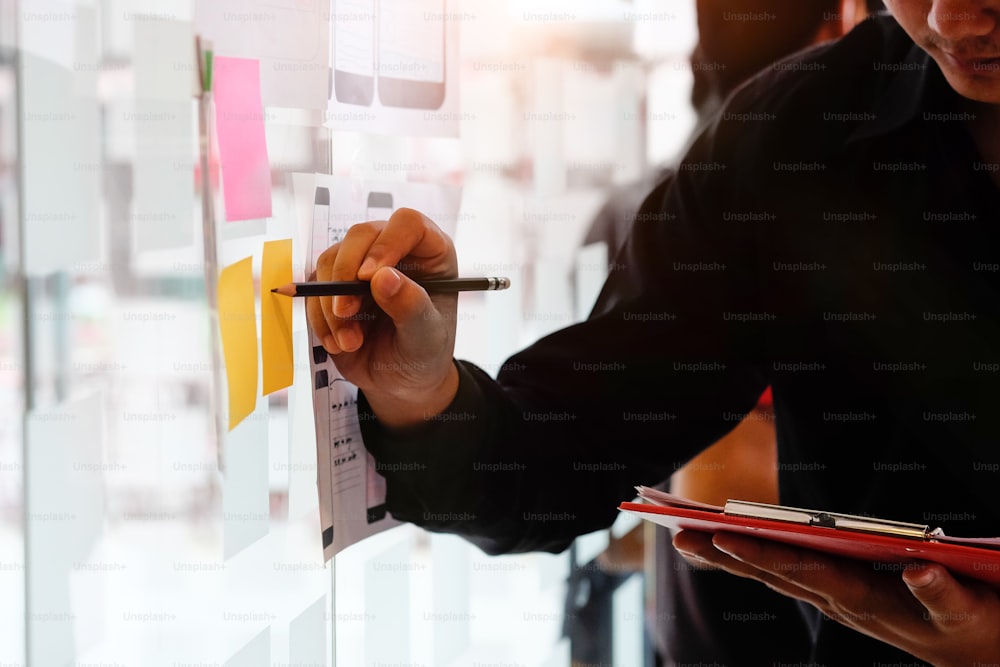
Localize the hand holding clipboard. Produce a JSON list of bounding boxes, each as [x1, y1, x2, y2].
[[620, 487, 1000, 585]]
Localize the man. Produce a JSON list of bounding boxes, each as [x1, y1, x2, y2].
[[581, 2, 878, 664], [309, 1, 1000, 663]]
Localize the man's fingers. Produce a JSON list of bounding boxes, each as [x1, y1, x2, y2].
[[670, 530, 723, 570], [903, 564, 989, 629], [313, 245, 341, 348], [710, 532, 946, 634], [358, 208, 456, 281], [306, 294, 341, 354], [680, 533, 1000, 663], [313, 226, 382, 354], [307, 212, 456, 356], [331, 222, 383, 319], [712, 532, 841, 595], [673, 531, 829, 609]]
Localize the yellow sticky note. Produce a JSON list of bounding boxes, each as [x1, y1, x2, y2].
[[261, 239, 294, 394], [218, 256, 258, 430]]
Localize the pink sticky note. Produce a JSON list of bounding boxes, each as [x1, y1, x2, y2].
[[213, 56, 273, 222]]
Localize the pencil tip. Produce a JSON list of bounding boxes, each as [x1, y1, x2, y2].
[[270, 288, 278, 293]]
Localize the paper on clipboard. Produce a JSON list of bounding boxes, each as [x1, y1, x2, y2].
[[622, 486, 1000, 585]]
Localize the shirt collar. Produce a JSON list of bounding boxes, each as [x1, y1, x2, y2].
[[847, 42, 939, 144]]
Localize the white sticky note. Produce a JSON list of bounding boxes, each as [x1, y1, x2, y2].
[[223, 403, 270, 559], [26, 391, 106, 666], [21, 6, 101, 275], [101, 0, 195, 59], [133, 19, 196, 252], [289, 596, 326, 667], [432, 533, 470, 664], [132, 98, 196, 252], [135, 18, 195, 100], [287, 331, 318, 520], [195, 0, 330, 109], [289, 173, 317, 274], [365, 539, 411, 664], [20, 0, 75, 68], [225, 627, 270, 667]]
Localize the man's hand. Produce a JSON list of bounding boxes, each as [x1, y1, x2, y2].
[[674, 530, 1000, 666], [305, 208, 460, 429]]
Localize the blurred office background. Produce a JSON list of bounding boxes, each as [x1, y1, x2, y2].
[[0, 0, 699, 664]]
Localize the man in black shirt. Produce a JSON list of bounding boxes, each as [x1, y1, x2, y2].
[[581, 2, 879, 664], [308, 1, 1000, 663]]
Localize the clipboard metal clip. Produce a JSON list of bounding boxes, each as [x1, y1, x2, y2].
[[723, 500, 946, 541]]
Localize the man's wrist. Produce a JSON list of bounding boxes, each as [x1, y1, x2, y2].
[[363, 362, 460, 430]]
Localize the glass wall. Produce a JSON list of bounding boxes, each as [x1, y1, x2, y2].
[[2, 1, 698, 665]]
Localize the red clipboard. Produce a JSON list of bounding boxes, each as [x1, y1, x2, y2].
[[619, 489, 1000, 586]]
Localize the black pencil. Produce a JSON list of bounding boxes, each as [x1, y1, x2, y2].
[[271, 276, 510, 297]]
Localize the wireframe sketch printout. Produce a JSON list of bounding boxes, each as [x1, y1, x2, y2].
[[305, 174, 461, 559], [327, 0, 460, 136]]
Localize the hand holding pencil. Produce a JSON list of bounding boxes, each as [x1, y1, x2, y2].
[[275, 276, 509, 297], [305, 210, 486, 429]]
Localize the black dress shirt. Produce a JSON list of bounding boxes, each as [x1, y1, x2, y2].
[[360, 14, 1000, 665]]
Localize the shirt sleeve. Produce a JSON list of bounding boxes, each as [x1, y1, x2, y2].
[[359, 119, 770, 555]]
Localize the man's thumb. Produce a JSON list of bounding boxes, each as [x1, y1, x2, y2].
[[903, 564, 971, 628], [368, 267, 436, 333]]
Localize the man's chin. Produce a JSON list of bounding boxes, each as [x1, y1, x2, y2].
[[938, 66, 1000, 106]]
